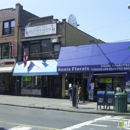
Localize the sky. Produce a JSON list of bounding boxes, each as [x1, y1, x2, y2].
[[1, 0, 130, 43]]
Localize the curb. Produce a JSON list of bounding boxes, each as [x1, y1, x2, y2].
[[0, 103, 130, 116]]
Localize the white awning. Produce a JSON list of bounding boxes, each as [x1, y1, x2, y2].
[[13, 59, 58, 76], [0, 67, 13, 73]]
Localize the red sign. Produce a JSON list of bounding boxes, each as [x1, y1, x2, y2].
[[0, 61, 14, 66], [12, 41, 17, 57]]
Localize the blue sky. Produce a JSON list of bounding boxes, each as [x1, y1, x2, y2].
[[1, 0, 130, 43]]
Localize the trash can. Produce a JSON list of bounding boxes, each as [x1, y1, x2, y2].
[[106, 91, 115, 110], [115, 92, 127, 112], [97, 91, 106, 110]]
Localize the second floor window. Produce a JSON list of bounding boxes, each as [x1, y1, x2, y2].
[[54, 44, 60, 52], [3, 20, 15, 35]]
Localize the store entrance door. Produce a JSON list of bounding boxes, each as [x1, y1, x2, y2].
[[42, 76, 49, 97], [83, 78, 88, 101]]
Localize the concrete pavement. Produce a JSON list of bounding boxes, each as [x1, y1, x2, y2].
[[0, 95, 130, 116]]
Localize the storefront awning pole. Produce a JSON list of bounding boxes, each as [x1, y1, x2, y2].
[[95, 43, 114, 66]]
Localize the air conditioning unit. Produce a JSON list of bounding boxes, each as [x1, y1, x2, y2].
[[9, 42, 12, 46], [51, 37, 59, 43], [83, 73, 89, 78]]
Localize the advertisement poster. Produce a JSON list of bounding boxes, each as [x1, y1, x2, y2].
[[90, 83, 94, 90], [88, 89, 94, 100]]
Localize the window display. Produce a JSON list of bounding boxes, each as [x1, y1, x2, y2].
[[21, 76, 41, 95], [113, 77, 125, 90]]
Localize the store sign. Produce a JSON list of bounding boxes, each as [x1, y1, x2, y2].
[[57, 66, 90, 72], [57, 63, 130, 72], [105, 78, 112, 83], [0, 61, 14, 66], [12, 41, 17, 57], [25, 23, 56, 37], [22, 76, 31, 81]]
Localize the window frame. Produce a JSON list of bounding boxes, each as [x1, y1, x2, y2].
[[3, 20, 15, 35]]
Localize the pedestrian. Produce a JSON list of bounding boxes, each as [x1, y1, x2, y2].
[[78, 85, 84, 103], [115, 85, 122, 93], [68, 83, 73, 101]]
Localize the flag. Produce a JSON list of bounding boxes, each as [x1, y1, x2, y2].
[[87, 73, 93, 91], [47, 46, 54, 58], [23, 52, 28, 67]]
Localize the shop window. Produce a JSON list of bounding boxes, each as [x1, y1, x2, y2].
[[23, 47, 29, 55], [23, 42, 29, 59], [41, 40, 53, 58], [30, 43, 40, 59], [41, 39, 51, 52], [21, 76, 41, 96], [113, 77, 125, 90], [2, 44, 9, 59], [54, 44, 60, 52], [3, 20, 15, 35]]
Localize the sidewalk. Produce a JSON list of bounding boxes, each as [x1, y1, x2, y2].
[[0, 95, 130, 116]]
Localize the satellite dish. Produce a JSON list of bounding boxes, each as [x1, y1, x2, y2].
[[68, 14, 79, 28]]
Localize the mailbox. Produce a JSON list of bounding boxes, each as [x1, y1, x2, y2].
[[106, 91, 115, 110], [97, 91, 106, 110]]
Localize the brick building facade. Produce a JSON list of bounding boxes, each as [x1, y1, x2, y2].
[[0, 3, 38, 95]]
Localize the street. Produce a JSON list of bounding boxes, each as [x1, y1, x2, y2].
[[0, 105, 129, 130]]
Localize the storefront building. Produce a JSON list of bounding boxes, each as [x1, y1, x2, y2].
[[0, 3, 38, 95], [13, 59, 61, 98], [12, 14, 104, 98], [57, 41, 130, 100]]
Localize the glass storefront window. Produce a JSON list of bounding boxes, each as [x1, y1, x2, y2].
[[113, 77, 125, 90], [21, 76, 41, 96], [0, 73, 12, 94], [53, 77, 60, 97]]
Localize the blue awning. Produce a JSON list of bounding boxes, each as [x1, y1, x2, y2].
[[57, 41, 130, 72], [13, 59, 58, 76]]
